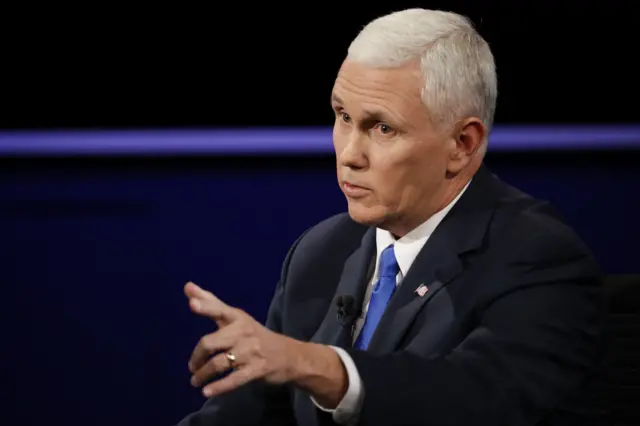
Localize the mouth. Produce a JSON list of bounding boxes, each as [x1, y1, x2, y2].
[[342, 181, 371, 198]]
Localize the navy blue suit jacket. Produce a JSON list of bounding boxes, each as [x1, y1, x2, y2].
[[177, 166, 604, 426]]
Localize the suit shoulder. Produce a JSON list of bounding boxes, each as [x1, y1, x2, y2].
[[296, 212, 368, 250], [280, 213, 369, 298], [306, 212, 354, 235], [493, 191, 596, 266], [281, 212, 369, 274]]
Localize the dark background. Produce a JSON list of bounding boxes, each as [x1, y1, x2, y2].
[[2, 1, 639, 129], [1, 2, 639, 426]]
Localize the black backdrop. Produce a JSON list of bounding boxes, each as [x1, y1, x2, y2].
[[2, 1, 639, 129], [2, 2, 639, 426]]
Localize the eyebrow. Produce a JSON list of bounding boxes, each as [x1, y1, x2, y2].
[[331, 93, 396, 124], [330, 94, 343, 105]]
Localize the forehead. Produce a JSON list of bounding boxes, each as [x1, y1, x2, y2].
[[331, 60, 425, 116]]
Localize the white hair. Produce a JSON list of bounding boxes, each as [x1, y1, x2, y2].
[[347, 9, 497, 152]]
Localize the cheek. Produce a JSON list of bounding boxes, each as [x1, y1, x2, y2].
[[371, 155, 427, 203], [332, 126, 345, 156], [369, 163, 407, 203]]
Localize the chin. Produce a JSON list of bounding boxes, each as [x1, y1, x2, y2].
[[346, 202, 386, 226]]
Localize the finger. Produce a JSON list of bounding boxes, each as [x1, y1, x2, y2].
[[184, 281, 215, 300], [191, 337, 255, 386], [190, 352, 230, 387], [203, 364, 259, 398], [191, 351, 234, 387], [189, 322, 241, 373], [184, 282, 238, 325], [189, 295, 239, 325]]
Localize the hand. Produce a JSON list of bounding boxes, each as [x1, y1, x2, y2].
[[184, 282, 299, 398]]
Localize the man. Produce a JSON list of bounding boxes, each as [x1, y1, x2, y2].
[[177, 8, 603, 426]]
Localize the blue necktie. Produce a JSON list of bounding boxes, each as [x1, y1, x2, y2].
[[354, 245, 400, 350]]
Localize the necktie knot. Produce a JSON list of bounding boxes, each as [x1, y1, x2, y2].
[[379, 245, 399, 279]]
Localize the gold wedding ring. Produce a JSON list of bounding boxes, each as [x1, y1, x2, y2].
[[226, 352, 237, 369]]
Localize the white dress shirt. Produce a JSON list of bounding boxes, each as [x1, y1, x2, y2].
[[311, 183, 470, 425]]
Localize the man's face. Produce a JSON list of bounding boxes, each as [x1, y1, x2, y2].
[[331, 60, 453, 234]]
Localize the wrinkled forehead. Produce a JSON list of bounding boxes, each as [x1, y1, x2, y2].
[[331, 60, 427, 121], [333, 59, 422, 91]]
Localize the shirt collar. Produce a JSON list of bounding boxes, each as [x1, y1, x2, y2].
[[375, 181, 470, 277]]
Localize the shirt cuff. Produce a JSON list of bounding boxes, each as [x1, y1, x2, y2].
[[310, 346, 364, 425]]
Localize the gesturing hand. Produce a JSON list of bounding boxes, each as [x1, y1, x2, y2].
[[184, 281, 299, 398]]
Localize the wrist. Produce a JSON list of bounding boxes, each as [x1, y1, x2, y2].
[[289, 341, 348, 408]]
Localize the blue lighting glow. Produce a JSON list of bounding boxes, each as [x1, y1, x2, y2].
[[0, 125, 638, 156]]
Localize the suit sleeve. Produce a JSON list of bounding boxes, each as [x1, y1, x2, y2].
[[344, 229, 605, 426], [175, 232, 309, 426]]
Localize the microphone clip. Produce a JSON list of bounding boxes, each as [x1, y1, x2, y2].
[[335, 295, 360, 327]]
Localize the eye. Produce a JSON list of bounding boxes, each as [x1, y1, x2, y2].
[[339, 112, 351, 123], [375, 123, 395, 135]]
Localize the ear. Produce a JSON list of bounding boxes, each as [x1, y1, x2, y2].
[[446, 117, 486, 174]]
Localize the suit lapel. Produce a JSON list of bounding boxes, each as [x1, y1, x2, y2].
[[310, 227, 375, 348], [367, 166, 499, 354], [366, 230, 463, 354]]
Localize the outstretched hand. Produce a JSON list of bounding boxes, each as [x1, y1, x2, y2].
[[184, 281, 299, 397]]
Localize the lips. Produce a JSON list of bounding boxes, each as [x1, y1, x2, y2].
[[342, 181, 370, 198], [343, 181, 367, 189]]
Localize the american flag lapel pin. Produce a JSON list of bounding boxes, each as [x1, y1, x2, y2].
[[415, 283, 428, 297]]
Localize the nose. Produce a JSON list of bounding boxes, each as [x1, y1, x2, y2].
[[338, 132, 368, 170]]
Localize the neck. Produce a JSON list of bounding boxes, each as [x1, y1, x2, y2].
[[385, 168, 475, 238]]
